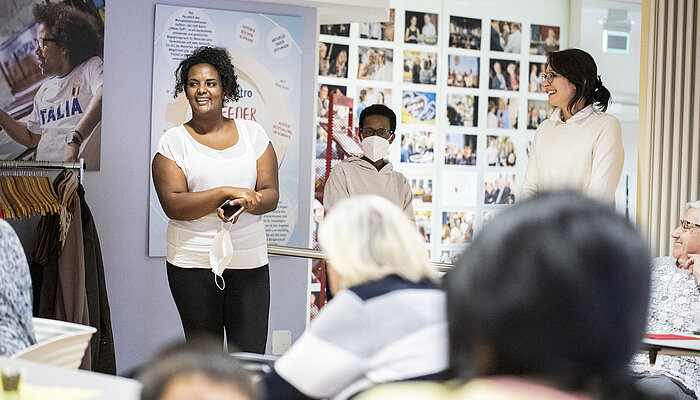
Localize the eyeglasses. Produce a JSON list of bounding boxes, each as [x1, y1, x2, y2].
[[680, 219, 700, 230], [541, 72, 561, 83], [360, 127, 393, 139], [35, 38, 58, 50]]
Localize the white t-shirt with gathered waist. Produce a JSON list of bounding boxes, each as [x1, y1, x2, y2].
[[156, 119, 270, 269]]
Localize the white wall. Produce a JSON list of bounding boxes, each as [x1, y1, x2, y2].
[[573, 0, 641, 220]]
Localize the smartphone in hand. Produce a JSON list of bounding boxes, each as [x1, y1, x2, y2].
[[219, 200, 244, 221]]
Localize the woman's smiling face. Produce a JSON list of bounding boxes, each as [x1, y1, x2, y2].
[[186, 63, 223, 115]]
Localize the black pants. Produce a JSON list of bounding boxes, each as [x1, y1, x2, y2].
[[166, 262, 270, 353]]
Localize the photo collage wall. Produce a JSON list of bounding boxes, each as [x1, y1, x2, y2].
[[316, 1, 565, 263]]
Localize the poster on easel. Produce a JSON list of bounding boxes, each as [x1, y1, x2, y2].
[[148, 4, 304, 255]]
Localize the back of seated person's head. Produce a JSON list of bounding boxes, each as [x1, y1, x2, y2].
[[445, 191, 651, 398], [139, 338, 259, 400], [319, 195, 435, 292]]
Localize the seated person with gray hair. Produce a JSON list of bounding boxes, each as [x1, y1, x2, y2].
[[139, 339, 260, 400], [263, 195, 446, 399], [631, 200, 700, 399]]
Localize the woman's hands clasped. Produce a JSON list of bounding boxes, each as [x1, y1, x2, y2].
[[216, 188, 263, 223]]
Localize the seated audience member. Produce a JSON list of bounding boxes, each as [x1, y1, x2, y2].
[[631, 201, 700, 399], [264, 195, 447, 400], [0, 220, 36, 356], [358, 191, 652, 400], [139, 339, 259, 400], [323, 105, 413, 218]]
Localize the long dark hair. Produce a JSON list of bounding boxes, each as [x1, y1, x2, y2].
[[547, 48, 611, 113], [445, 191, 650, 399]]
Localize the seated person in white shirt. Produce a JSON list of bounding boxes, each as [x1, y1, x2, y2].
[[263, 195, 447, 400], [631, 201, 700, 400]]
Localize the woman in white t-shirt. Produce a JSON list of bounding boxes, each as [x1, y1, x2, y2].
[[152, 46, 278, 353], [521, 48, 623, 205]]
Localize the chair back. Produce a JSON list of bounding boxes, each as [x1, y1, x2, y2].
[[11, 318, 96, 370]]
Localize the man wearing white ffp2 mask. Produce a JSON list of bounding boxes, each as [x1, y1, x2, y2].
[[323, 104, 414, 220]]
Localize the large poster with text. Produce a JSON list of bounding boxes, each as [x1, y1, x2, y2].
[[149, 5, 304, 255]]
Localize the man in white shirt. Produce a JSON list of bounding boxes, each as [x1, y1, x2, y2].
[[0, 3, 103, 166], [503, 23, 521, 53], [631, 201, 700, 399], [421, 14, 436, 44]]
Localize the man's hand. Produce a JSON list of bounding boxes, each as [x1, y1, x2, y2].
[[64, 143, 79, 162]]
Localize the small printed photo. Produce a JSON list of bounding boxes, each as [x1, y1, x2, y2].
[[527, 100, 554, 129], [357, 46, 393, 81], [487, 97, 519, 129], [446, 94, 478, 127], [442, 170, 477, 206], [447, 55, 479, 88], [403, 51, 438, 85], [449, 15, 481, 50], [482, 210, 499, 228], [399, 130, 435, 164], [317, 84, 347, 119], [529, 62, 548, 93], [360, 9, 395, 41], [444, 133, 477, 166], [489, 59, 520, 91], [490, 19, 522, 53], [442, 211, 475, 244], [440, 249, 461, 264], [526, 139, 532, 160], [319, 42, 349, 78], [407, 175, 433, 203], [405, 11, 439, 45], [484, 172, 516, 205], [402, 91, 437, 124], [414, 210, 432, 243], [355, 87, 392, 120], [320, 24, 350, 37], [530, 24, 560, 55], [485, 135, 516, 167]]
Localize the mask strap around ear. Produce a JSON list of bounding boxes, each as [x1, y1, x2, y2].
[[215, 273, 225, 291]]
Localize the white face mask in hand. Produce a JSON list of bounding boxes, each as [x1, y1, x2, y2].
[[210, 222, 233, 290], [361, 136, 390, 162]]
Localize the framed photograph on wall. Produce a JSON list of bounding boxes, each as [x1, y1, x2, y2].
[[446, 94, 478, 127], [399, 130, 435, 164], [357, 46, 393, 81], [490, 19, 522, 53], [486, 97, 519, 129], [359, 9, 395, 41], [405, 11, 439, 45], [488, 58, 520, 91], [530, 24, 560, 55], [402, 90, 436, 124], [449, 15, 481, 50], [444, 133, 477, 166], [403, 50, 438, 84], [447, 54, 479, 88]]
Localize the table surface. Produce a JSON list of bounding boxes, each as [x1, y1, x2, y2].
[[1, 358, 141, 399]]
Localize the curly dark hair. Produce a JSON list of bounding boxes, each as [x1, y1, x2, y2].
[[173, 46, 241, 103], [33, 3, 102, 68]]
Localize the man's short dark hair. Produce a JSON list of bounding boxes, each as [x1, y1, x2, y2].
[[360, 104, 397, 132], [139, 339, 259, 400], [33, 3, 102, 68]]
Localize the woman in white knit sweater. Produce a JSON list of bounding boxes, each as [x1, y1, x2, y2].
[[521, 48, 623, 205]]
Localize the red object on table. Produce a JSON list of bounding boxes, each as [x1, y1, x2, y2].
[[646, 334, 700, 340]]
